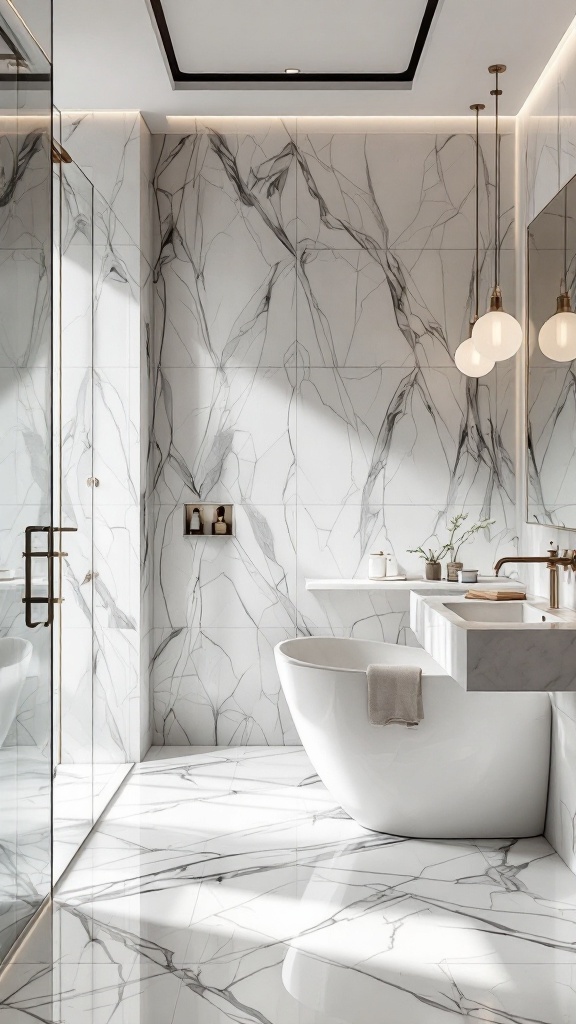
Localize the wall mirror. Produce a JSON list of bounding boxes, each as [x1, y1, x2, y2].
[[527, 174, 576, 529]]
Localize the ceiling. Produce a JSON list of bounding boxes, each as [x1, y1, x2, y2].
[[53, 0, 576, 128], [152, 0, 434, 79]]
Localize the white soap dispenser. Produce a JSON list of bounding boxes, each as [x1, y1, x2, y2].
[[368, 551, 387, 580]]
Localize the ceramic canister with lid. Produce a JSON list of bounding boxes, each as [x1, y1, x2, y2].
[[368, 551, 387, 580]]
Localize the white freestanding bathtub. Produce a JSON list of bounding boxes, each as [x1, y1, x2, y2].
[[0, 637, 33, 747], [275, 637, 551, 838]]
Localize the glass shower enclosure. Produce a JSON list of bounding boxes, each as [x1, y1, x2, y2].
[[0, 1, 54, 960], [0, 3, 137, 965]]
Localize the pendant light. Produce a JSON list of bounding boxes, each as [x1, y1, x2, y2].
[[538, 186, 576, 361], [472, 65, 522, 361], [455, 103, 495, 377]]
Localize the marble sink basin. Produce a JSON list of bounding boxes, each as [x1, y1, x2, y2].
[[410, 593, 576, 691], [442, 601, 562, 624]]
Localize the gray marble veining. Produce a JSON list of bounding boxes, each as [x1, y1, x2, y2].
[[1, 746, 576, 1023], [150, 122, 517, 744]]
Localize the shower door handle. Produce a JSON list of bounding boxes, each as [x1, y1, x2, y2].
[[22, 526, 77, 628]]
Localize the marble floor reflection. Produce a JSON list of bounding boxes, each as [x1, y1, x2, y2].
[[2, 746, 576, 1022], [53, 763, 132, 881]]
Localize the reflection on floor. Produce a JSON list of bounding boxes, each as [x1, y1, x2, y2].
[[53, 763, 132, 881], [1, 746, 576, 1022], [0, 747, 51, 960]]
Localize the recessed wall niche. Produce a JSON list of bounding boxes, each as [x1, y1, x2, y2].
[[183, 503, 234, 537]]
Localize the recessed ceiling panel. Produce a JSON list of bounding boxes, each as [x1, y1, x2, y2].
[[163, 0, 427, 75], [149, 0, 440, 83]]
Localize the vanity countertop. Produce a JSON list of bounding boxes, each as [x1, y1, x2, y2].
[[411, 591, 576, 692], [305, 576, 519, 591]]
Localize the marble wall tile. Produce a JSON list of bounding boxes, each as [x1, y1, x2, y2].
[[0, 248, 51, 369], [93, 243, 141, 368], [151, 122, 517, 746], [93, 368, 139, 506], [0, 218, 51, 791], [297, 502, 518, 635], [152, 366, 297, 506], [58, 112, 154, 771], [93, 505, 139, 630], [297, 366, 512, 509], [153, 503, 297, 631], [0, 367, 51, 506], [151, 627, 298, 746], [59, 626, 93, 764], [93, 626, 138, 763], [0, 129, 51, 252], [519, 21, 576, 876], [296, 247, 515, 368], [528, 366, 576, 524], [155, 248, 296, 370], [61, 113, 145, 246], [295, 130, 515, 252]]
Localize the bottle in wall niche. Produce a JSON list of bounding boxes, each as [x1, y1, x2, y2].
[[189, 507, 203, 535], [368, 551, 387, 580], [385, 552, 399, 577], [212, 505, 230, 536]]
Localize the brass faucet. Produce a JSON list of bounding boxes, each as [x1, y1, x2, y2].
[[494, 544, 576, 610]]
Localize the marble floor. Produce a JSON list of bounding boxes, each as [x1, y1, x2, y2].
[[53, 763, 133, 881], [1, 746, 576, 1022]]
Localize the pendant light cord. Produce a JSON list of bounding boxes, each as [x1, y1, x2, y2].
[[475, 104, 480, 319], [470, 102, 484, 322], [494, 67, 500, 292], [564, 185, 568, 296]]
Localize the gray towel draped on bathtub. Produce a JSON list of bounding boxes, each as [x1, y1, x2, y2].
[[366, 664, 423, 727]]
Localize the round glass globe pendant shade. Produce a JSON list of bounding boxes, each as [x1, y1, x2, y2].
[[454, 338, 495, 377], [472, 309, 522, 361], [538, 309, 576, 362]]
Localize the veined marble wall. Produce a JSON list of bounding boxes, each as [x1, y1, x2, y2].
[[151, 119, 517, 745], [0, 117, 53, 751], [517, 18, 576, 874], [59, 111, 153, 761]]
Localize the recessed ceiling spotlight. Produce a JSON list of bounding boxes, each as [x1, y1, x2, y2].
[[284, 68, 300, 74]]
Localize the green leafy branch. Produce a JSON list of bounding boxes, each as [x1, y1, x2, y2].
[[407, 545, 451, 564], [408, 513, 496, 564]]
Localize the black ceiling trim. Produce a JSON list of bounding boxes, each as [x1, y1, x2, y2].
[[149, 0, 441, 86]]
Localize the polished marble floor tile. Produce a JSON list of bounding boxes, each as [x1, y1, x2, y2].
[[2, 746, 576, 1022]]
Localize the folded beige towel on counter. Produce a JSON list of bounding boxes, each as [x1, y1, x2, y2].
[[367, 664, 423, 727]]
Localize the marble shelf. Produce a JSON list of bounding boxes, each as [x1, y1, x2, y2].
[[305, 576, 518, 592]]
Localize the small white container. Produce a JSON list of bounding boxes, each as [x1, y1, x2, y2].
[[368, 551, 387, 580], [0, 569, 15, 581], [457, 569, 478, 584], [385, 553, 399, 577]]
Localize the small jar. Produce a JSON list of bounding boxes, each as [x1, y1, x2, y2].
[[368, 551, 387, 580], [457, 569, 478, 584], [385, 553, 399, 577], [447, 560, 463, 582]]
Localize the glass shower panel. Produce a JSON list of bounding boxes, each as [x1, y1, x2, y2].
[[0, 1, 53, 960], [52, 157, 95, 882]]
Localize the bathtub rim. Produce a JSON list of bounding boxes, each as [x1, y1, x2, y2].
[[275, 636, 448, 679]]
